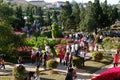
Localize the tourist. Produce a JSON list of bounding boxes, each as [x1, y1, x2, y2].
[[75, 43, 78, 55], [43, 52, 48, 69], [0, 58, 5, 69], [38, 45, 42, 52], [71, 43, 75, 56], [36, 51, 40, 66], [66, 44, 70, 54], [45, 44, 51, 55], [31, 49, 36, 64], [17, 56, 23, 64], [79, 48, 86, 67], [65, 67, 74, 80], [59, 48, 65, 64], [112, 50, 120, 67]]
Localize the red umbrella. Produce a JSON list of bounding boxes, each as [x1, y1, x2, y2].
[[92, 67, 120, 80]]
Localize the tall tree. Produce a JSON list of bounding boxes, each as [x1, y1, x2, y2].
[[101, 0, 109, 28], [52, 10, 58, 23], [59, 1, 73, 30], [108, 6, 119, 25], [93, 0, 104, 29], [79, 1, 96, 32], [14, 6, 25, 30], [45, 11, 51, 26], [37, 7, 44, 26], [0, 3, 13, 23], [72, 1, 80, 31]]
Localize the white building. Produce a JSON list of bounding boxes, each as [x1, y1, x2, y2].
[[6, 0, 28, 4], [53, 1, 65, 8], [27, 0, 45, 7]]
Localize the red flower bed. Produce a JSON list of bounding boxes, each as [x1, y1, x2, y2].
[[54, 44, 67, 55], [92, 67, 120, 80], [14, 31, 23, 35], [54, 44, 67, 51], [55, 38, 74, 43]]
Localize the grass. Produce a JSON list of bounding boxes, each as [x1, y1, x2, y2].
[[0, 70, 66, 80], [0, 76, 12, 80], [83, 54, 113, 73], [1, 53, 113, 79]]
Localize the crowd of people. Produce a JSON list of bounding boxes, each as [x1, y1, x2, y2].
[[1, 31, 120, 80]]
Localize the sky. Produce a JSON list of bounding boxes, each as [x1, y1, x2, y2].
[[26, 0, 119, 5], [43, 0, 119, 4]]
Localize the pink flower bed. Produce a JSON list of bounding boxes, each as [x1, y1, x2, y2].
[[54, 44, 67, 51], [14, 31, 23, 35], [92, 67, 120, 80], [55, 38, 74, 43]]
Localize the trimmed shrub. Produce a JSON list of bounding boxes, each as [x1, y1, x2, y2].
[[72, 56, 83, 68], [52, 22, 62, 39], [47, 59, 58, 69], [12, 65, 25, 80], [92, 51, 103, 61]]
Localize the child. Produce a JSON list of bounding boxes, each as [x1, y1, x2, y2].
[[0, 58, 5, 69], [113, 50, 120, 67]]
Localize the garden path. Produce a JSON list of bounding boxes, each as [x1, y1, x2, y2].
[[0, 50, 115, 80]]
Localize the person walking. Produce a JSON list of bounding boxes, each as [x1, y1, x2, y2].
[[0, 58, 5, 69], [65, 68, 74, 80], [36, 51, 40, 66], [43, 52, 47, 69], [59, 48, 65, 64], [17, 56, 23, 64], [112, 50, 120, 67], [79, 48, 86, 67], [31, 49, 36, 64]]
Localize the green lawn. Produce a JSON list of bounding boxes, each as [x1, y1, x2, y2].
[[0, 71, 66, 80], [1, 54, 113, 79], [83, 54, 113, 73]]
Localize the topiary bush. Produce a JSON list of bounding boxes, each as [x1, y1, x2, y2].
[[52, 22, 63, 39], [47, 59, 58, 69], [92, 51, 103, 61], [12, 65, 25, 80], [72, 56, 83, 68]]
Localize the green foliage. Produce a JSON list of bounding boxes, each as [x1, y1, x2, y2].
[[60, 40, 67, 44], [41, 31, 52, 38], [0, 22, 25, 59], [12, 65, 25, 80], [59, 1, 73, 30], [51, 10, 58, 23], [0, 2, 14, 23], [49, 40, 60, 48], [72, 56, 83, 67], [72, 1, 80, 31], [26, 37, 60, 49], [103, 37, 120, 50], [92, 51, 103, 61], [47, 59, 58, 69], [52, 22, 62, 39]]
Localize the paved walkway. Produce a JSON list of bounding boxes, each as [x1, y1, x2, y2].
[[0, 51, 115, 80]]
